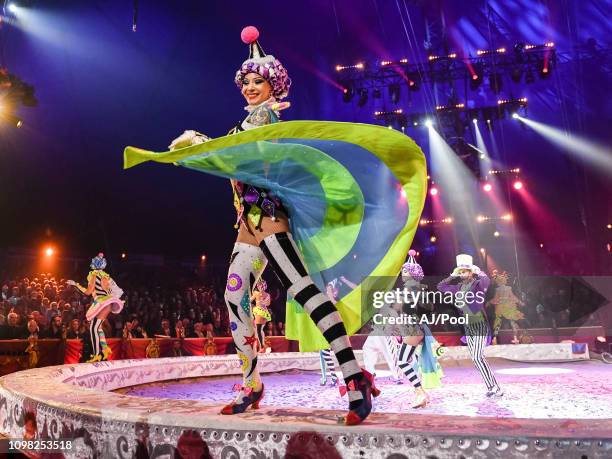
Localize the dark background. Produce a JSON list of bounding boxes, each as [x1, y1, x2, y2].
[[0, 0, 610, 273]]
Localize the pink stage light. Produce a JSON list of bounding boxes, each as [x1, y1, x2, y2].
[[482, 183, 493, 192], [513, 180, 523, 190]]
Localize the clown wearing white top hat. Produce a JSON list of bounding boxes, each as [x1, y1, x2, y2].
[[438, 253, 503, 397]]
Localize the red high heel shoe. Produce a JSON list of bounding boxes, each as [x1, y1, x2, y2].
[[220, 384, 264, 415], [341, 370, 380, 426]]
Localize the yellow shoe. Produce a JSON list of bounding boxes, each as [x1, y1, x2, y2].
[[101, 347, 112, 360], [85, 354, 102, 363]]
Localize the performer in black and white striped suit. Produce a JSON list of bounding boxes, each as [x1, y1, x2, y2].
[[464, 320, 499, 393], [438, 254, 503, 397]]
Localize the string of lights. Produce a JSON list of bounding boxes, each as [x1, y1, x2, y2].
[[373, 98, 528, 130], [336, 42, 557, 98]]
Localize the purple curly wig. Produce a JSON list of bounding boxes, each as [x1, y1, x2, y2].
[[235, 26, 291, 100], [235, 59, 291, 100]]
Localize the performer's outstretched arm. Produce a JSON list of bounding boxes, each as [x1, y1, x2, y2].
[[68, 276, 95, 296]]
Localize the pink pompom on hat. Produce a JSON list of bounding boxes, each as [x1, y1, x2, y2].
[[402, 249, 424, 281], [234, 26, 291, 100]]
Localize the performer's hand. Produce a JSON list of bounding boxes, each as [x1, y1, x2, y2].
[[472, 265, 481, 275], [190, 132, 210, 145], [168, 130, 210, 151], [66, 280, 76, 286]]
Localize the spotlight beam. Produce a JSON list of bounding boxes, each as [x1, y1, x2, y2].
[[516, 116, 612, 174], [427, 127, 481, 250]]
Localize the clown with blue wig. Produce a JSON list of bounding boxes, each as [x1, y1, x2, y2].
[[68, 253, 124, 362]]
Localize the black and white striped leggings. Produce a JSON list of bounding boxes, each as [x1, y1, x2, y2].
[[225, 232, 364, 406], [89, 317, 102, 357], [397, 342, 422, 388], [465, 320, 498, 390]]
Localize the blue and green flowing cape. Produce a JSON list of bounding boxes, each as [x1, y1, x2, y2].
[[124, 121, 427, 351]]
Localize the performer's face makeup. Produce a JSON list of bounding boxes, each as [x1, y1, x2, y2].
[[241, 72, 272, 106], [458, 269, 471, 280]]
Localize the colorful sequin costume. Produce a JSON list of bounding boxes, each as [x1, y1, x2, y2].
[[124, 26, 427, 423], [71, 253, 124, 362], [229, 103, 289, 231], [490, 271, 524, 342]]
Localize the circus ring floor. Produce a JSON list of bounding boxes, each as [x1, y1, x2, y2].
[[1, 344, 611, 458]]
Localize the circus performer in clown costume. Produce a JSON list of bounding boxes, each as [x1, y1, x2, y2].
[[124, 26, 427, 425], [489, 270, 525, 344], [363, 251, 442, 408], [68, 253, 124, 362], [251, 278, 272, 353], [394, 250, 443, 408], [438, 254, 503, 397]]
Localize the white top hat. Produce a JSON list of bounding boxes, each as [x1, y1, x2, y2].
[[456, 254, 473, 269], [452, 253, 480, 276]]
